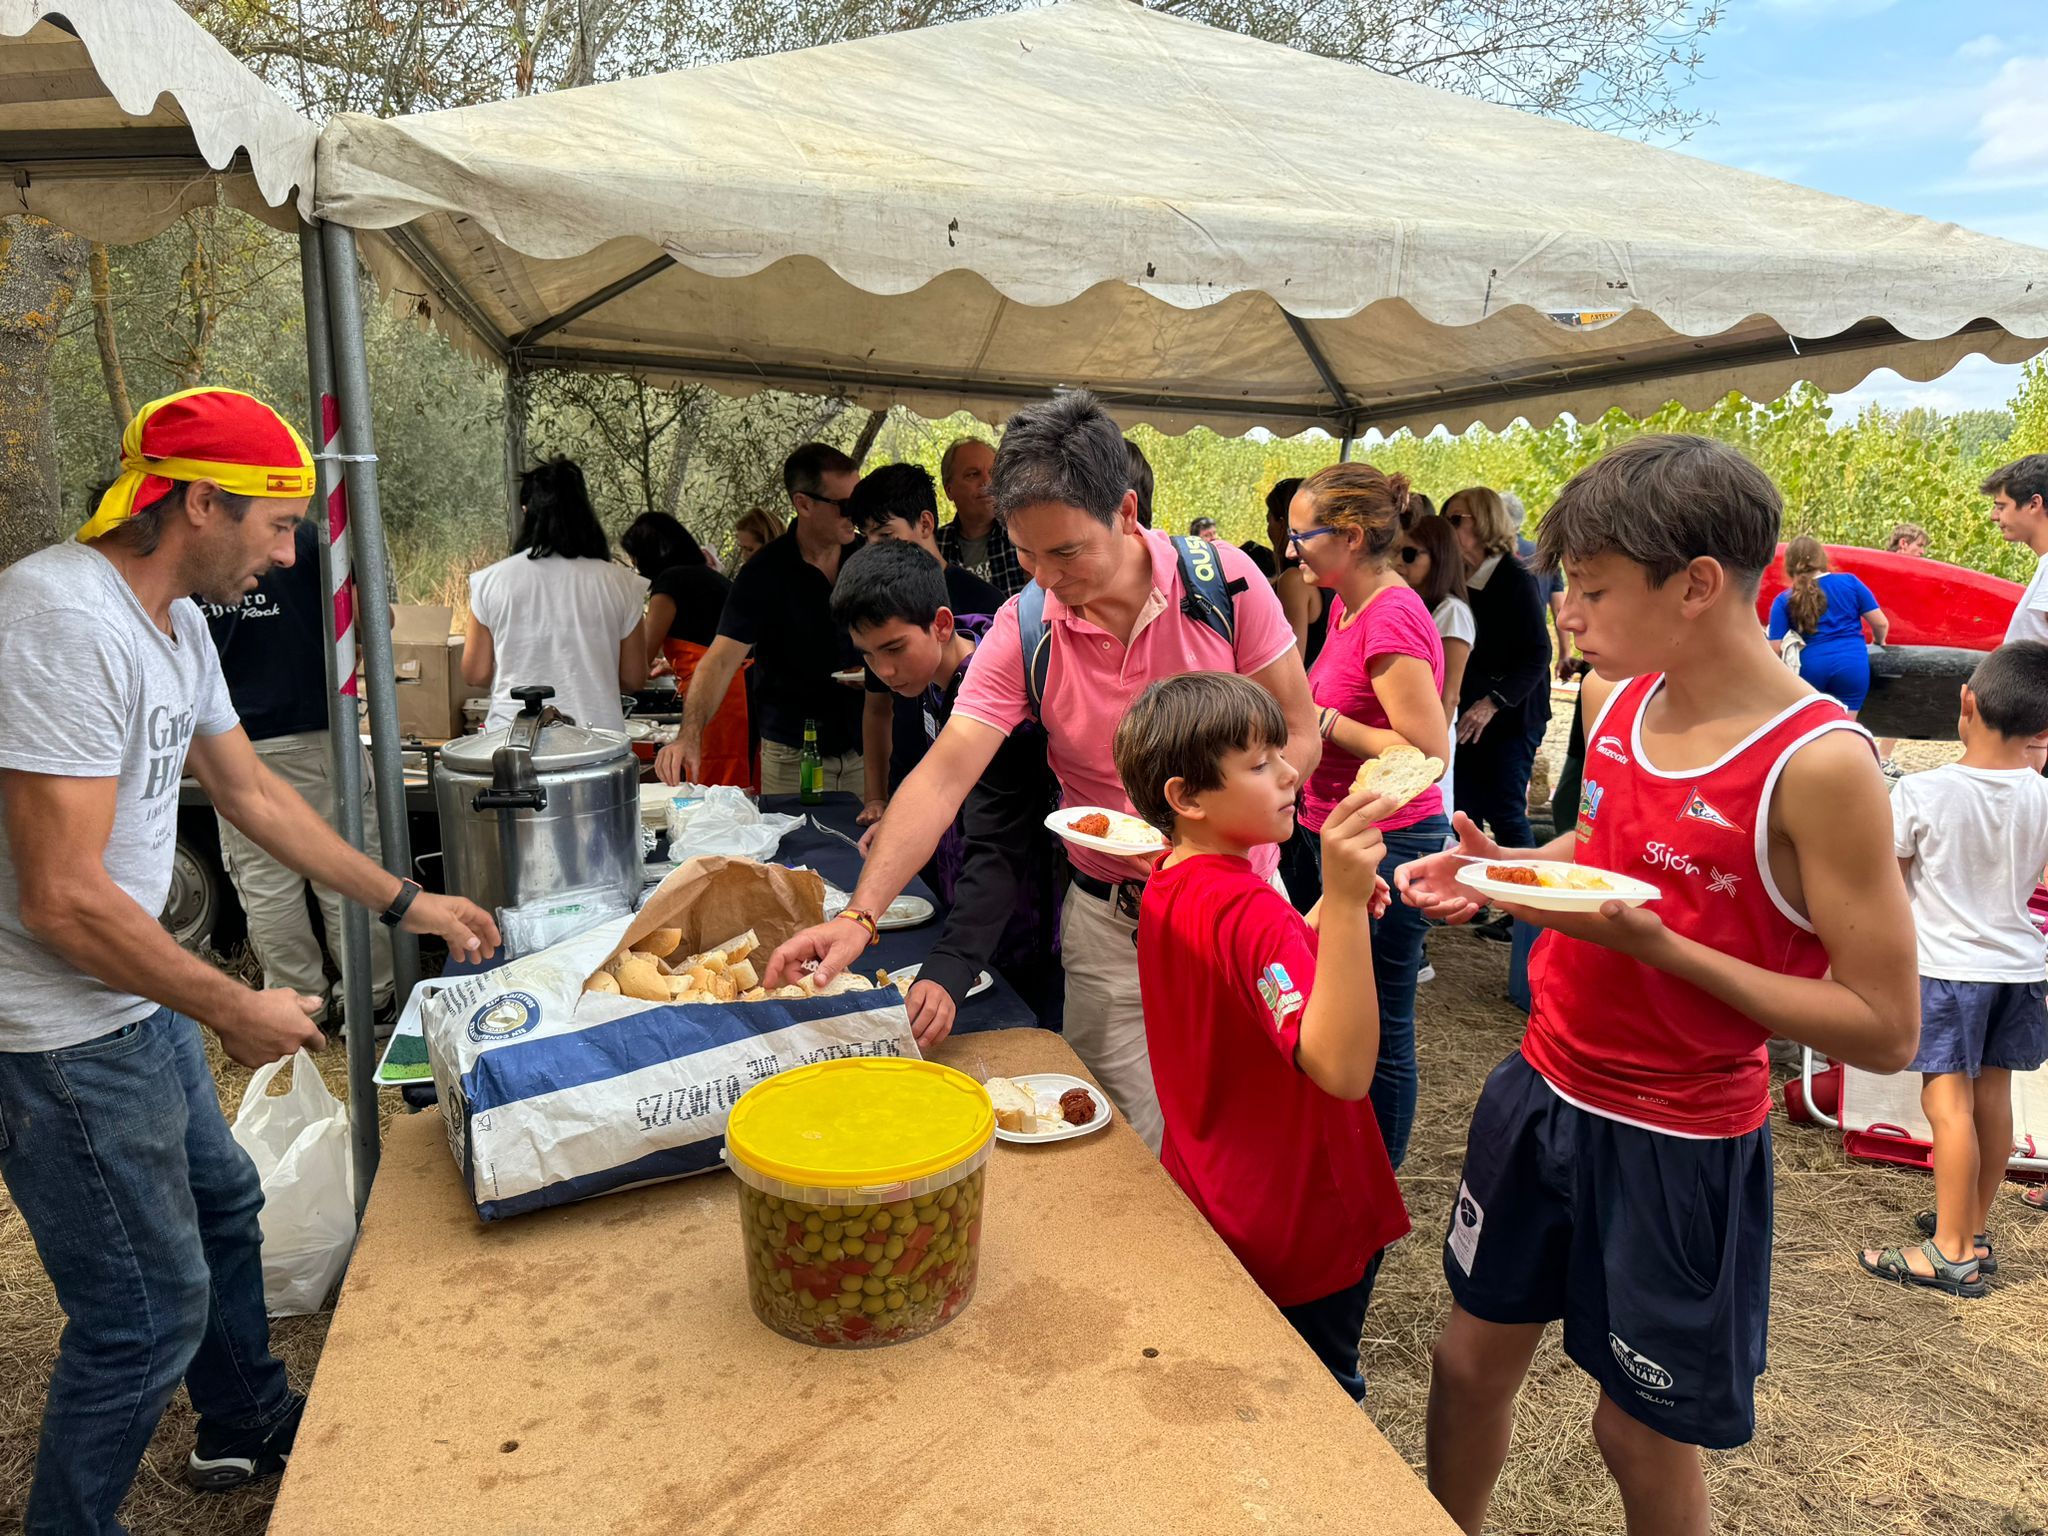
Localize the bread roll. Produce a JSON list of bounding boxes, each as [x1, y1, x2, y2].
[[728, 958, 759, 992], [638, 927, 684, 959], [584, 970, 620, 995], [616, 957, 669, 1003]]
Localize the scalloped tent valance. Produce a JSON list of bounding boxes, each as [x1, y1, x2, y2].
[[312, 0, 2048, 437], [0, 0, 316, 241]]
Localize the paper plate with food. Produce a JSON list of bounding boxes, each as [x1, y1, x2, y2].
[[986, 1073, 1112, 1144], [1454, 860, 1660, 912], [1045, 806, 1166, 857]]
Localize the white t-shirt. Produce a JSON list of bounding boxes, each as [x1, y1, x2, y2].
[[1893, 764, 2048, 981], [469, 554, 648, 735], [1432, 596, 1476, 817], [2006, 554, 2048, 645], [0, 542, 240, 1049]]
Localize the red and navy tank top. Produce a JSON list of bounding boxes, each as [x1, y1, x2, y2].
[[1523, 674, 1869, 1138]]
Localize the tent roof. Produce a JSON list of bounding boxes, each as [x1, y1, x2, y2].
[[0, 0, 315, 240], [315, 0, 2048, 436]]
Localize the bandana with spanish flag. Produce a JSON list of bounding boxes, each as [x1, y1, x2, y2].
[[77, 387, 317, 544]]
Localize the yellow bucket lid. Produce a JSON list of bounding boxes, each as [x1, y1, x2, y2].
[[725, 1058, 994, 1190]]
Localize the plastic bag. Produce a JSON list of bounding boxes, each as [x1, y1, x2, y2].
[[232, 1050, 356, 1316], [669, 784, 800, 862]]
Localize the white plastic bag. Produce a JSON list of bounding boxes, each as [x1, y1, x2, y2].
[[670, 784, 800, 862], [232, 1050, 357, 1317]]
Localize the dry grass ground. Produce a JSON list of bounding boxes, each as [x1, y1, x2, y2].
[[4, 733, 2045, 1534]]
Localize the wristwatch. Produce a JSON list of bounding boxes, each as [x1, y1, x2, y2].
[[380, 877, 423, 929]]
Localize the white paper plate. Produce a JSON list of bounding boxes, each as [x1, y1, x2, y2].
[[877, 893, 934, 930], [831, 668, 865, 685], [1045, 806, 1166, 858], [886, 963, 993, 999], [994, 1073, 1114, 1145], [1454, 860, 1660, 912]]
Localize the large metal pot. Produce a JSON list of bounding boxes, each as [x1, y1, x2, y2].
[[433, 684, 641, 918]]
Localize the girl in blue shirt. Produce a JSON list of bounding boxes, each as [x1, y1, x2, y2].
[[1767, 536, 1891, 713]]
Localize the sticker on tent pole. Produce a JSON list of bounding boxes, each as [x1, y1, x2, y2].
[[1546, 310, 1626, 332]]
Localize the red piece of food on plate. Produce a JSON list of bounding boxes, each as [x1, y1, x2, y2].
[[1069, 812, 1111, 838], [1486, 864, 1543, 887]]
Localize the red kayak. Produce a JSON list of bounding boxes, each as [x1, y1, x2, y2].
[[1756, 545, 2020, 652]]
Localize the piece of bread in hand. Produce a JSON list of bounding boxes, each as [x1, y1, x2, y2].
[[1352, 745, 1444, 815], [984, 1076, 1038, 1134]]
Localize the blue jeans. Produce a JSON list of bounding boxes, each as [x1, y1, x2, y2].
[[0, 1008, 294, 1534], [1297, 813, 1449, 1171]]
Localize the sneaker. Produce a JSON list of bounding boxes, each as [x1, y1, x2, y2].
[[1416, 964, 1437, 985], [185, 1393, 304, 1493], [1472, 910, 1515, 943], [1880, 759, 1906, 784]]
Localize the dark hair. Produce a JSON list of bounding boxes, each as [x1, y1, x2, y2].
[[1189, 516, 1218, 537], [844, 463, 938, 538], [620, 512, 706, 580], [1299, 461, 1410, 565], [1783, 534, 1830, 635], [830, 540, 948, 633], [1265, 478, 1303, 525], [1126, 440, 1155, 529], [1969, 641, 2048, 738], [100, 480, 254, 557], [515, 457, 609, 561], [783, 442, 858, 503], [1535, 434, 1781, 588], [1404, 490, 1436, 529], [1402, 514, 1469, 612], [1113, 673, 1288, 837], [1982, 454, 2048, 511], [1885, 522, 1928, 553], [994, 389, 1132, 526]]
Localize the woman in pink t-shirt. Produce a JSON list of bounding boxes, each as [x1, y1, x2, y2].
[[1286, 462, 1450, 1169]]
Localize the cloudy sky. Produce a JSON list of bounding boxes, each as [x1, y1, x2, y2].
[[1676, 0, 2045, 417]]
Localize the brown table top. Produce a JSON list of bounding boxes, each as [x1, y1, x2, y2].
[[269, 1028, 1455, 1536]]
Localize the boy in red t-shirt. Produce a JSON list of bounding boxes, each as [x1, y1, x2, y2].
[[1113, 672, 1410, 1401], [1398, 436, 1919, 1536]]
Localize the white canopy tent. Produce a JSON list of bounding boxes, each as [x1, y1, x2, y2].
[[0, 0, 407, 1201], [312, 0, 2048, 441]]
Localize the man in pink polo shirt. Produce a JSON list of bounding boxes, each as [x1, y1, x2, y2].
[[766, 390, 1318, 1150]]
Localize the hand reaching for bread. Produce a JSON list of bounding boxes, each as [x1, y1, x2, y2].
[[584, 927, 893, 1006]]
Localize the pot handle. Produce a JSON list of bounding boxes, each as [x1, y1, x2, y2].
[[475, 684, 553, 812]]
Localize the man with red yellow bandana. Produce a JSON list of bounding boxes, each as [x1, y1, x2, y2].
[[0, 389, 499, 1531]]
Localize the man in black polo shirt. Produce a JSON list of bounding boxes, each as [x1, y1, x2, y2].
[[201, 519, 394, 1025], [842, 464, 1003, 827], [658, 443, 864, 793]]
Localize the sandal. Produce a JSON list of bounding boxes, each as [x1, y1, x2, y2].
[[1913, 1211, 1996, 1274], [1858, 1240, 1986, 1298], [2022, 1186, 2048, 1212]]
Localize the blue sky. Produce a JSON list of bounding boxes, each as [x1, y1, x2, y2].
[[1676, 0, 2046, 416]]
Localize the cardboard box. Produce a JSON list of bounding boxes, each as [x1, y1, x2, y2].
[[389, 605, 468, 742]]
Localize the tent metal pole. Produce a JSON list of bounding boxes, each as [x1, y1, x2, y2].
[[321, 221, 422, 1044], [510, 255, 676, 349], [504, 368, 528, 546], [1339, 433, 1355, 462], [300, 219, 381, 1211]]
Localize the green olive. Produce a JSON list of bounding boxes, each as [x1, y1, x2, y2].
[[933, 1211, 952, 1234], [909, 1282, 929, 1303], [937, 1186, 958, 1210], [803, 1213, 822, 1233], [884, 1236, 905, 1260], [823, 1222, 843, 1242], [885, 1291, 908, 1311], [862, 1277, 885, 1296], [888, 1199, 914, 1219], [840, 1274, 863, 1293], [820, 1241, 844, 1262], [892, 1214, 917, 1236], [802, 1232, 823, 1254], [861, 1292, 886, 1314], [872, 1259, 894, 1279]]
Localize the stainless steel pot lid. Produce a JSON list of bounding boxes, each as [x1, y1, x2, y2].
[[437, 717, 630, 774]]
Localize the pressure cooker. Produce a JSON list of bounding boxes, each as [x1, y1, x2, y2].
[[433, 684, 641, 919]]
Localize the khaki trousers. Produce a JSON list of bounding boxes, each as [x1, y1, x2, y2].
[[1059, 882, 1163, 1155], [216, 731, 395, 1024], [759, 739, 864, 798]]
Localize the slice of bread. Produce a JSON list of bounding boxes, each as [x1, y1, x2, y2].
[[1352, 745, 1445, 814], [985, 1076, 1038, 1134]]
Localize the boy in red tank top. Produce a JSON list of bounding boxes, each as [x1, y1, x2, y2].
[[1397, 436, 1919, 1536]]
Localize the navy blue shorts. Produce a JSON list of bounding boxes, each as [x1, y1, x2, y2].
[[1910, 977, 2048, 1076], [1444, 1052, 1772, 1449], [1795, 642, 1870, 711]]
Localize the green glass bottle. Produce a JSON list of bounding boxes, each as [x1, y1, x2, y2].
[[799, 718, 824, 805]]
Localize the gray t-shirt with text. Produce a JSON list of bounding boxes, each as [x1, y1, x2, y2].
[[0, 541, 238, 1050]]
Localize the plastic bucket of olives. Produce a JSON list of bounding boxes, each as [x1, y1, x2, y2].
[[724, 1057, 994, 1348]]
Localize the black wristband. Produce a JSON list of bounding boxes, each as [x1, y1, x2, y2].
[[379, 877, 423, 929]]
